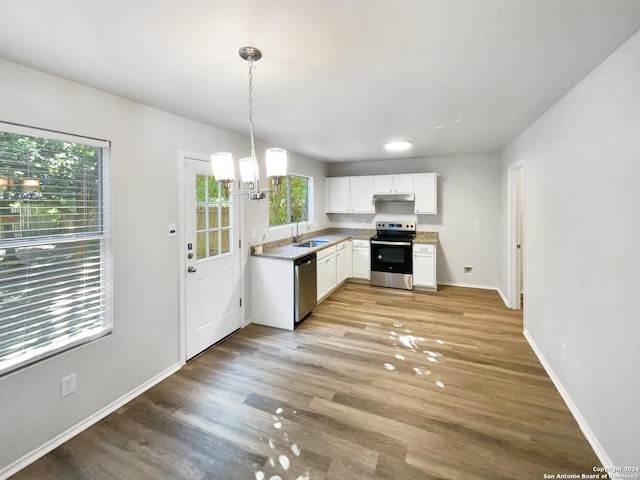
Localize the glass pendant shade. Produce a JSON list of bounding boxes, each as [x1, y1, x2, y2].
[[265, 148, 288, 178], [239, 157, 258, 184], [210, 152, 235, 181]]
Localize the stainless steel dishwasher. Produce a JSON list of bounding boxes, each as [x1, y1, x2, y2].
[[294, 252, 317, 326]]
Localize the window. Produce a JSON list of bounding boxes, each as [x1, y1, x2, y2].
[[269, 174, 310, 227], [195, 174, 232, 260], [0, 122, 111, 376]]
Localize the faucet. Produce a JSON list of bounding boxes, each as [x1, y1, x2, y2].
[[294, 217, 305, 243]]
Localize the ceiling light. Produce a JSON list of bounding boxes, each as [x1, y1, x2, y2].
[[385, 141, 412, 152], [210, 46, 287, 201]]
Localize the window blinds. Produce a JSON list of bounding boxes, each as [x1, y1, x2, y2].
[[0, 123, 112, 376]]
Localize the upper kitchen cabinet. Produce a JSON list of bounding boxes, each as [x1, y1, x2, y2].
[[374, 174, 414, 194], [414, 173, 438, 215], [327, 176, 375, 213]]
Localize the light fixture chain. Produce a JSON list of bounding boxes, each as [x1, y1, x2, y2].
[[247, 58, 260, 186]]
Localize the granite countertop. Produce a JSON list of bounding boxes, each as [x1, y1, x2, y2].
[[253, 233, 352, 261], [414, 232, 439, 243], [252, 228, 439, 261]]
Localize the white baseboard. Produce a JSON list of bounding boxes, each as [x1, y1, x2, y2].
[[439, 281, 498, 290], [1, 363, 182, 480], [438, 282, 515, 309], [497, 287, 509, 308], [523, 329, 612, 468]]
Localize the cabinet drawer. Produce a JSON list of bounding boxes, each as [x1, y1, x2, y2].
[[351, 239, 370, 248], [336, 241, 348, 252], [413, 243, 435, 254], [316, 245, 337, 261]]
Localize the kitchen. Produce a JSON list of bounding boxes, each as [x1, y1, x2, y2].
[[1, 1, 640, 478]]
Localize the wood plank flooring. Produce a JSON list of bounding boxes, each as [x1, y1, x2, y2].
[[11, 284, 600, 479]]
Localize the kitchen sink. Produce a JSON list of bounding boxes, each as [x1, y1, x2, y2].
[[294, 239, 330, 248]]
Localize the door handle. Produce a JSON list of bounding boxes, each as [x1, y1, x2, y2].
[[187, 266, 197, 273]]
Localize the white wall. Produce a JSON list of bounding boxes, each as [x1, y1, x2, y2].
[[502, 30, 640, 466], [328, 154, 504, 290], [0, 57, 327, 474]]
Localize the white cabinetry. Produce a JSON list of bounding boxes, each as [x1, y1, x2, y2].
[[251, 257, 296, 330], [336, 240, 352, 284], [374, 174, 414, 193], [414, 173, 438, 215], [351, 239, 371, 280], [350, 176, 375, 212], [327, 177, 350, 213], [328, 173, 436, 214], [317, 245, 337, 301], [327, 176, 375, 213], [413, 243, 437, 290]]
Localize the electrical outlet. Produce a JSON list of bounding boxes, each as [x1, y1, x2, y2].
[[61, 373, 76, 398], [464, 265, 474, 275]]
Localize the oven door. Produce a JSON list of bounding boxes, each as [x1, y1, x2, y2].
[[370, 240, 413, 274]]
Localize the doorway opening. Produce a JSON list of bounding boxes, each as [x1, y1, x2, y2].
[[507, 160, 525, 310]]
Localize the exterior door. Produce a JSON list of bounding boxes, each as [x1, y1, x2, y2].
[[184, 156, 241, 359]]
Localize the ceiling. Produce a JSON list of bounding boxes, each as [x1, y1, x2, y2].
[[1, 1, 639, 163]]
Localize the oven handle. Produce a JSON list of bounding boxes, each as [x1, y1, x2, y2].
[[370, 240, 412, 247]]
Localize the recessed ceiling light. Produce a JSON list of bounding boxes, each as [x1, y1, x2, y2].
[[385, 141, 412, 152]]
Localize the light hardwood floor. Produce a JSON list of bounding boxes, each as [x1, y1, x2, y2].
[[12, 284, 600, 479]]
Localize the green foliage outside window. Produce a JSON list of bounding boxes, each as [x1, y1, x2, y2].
[[269, 175, 310, 227]]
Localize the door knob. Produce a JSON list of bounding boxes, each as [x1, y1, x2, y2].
[[187, 266, 197, 273]]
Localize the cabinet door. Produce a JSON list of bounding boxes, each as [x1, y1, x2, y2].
[[349, 176, 375, 213], [327, 177, 350, 213], [374, 175, 393, 193], [393, 175, 414, 193], [352, 248, 371, 280], [413, 253, 436, 287], [316, 257, 327, 301], [414, 173, 437, 214], [326, 254, 337, 293], [336, 247, 352, 284]]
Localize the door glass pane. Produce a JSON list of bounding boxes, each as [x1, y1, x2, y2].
[[196, 232, 206, 260], [193, 174, 232, 261], [221, 229, 231, 254], [208, 231, 219, 257], [196, 175, 206, 202], [208, 206, 219, 230], [208, 177, 219, 201], [196, 205, 206, 230], [221, 205, 230, 227]]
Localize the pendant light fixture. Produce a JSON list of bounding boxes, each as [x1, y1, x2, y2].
[[210, 46, 287, 200]]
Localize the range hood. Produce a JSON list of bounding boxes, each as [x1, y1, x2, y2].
[[373, 193, 415, 202]]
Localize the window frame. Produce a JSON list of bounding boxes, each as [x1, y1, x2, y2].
[[268, 173, 312, 228], [0, 121, 112, 377]]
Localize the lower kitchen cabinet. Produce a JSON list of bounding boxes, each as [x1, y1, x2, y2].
[[317, 245, 337, 301], [336, 240, 352, 284], [352, 239, 371, 280], [413, 243, 437, 290], [251, 256, 296, 330]]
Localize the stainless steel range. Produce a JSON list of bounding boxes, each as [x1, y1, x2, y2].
[[370, 221, 416, 290]]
